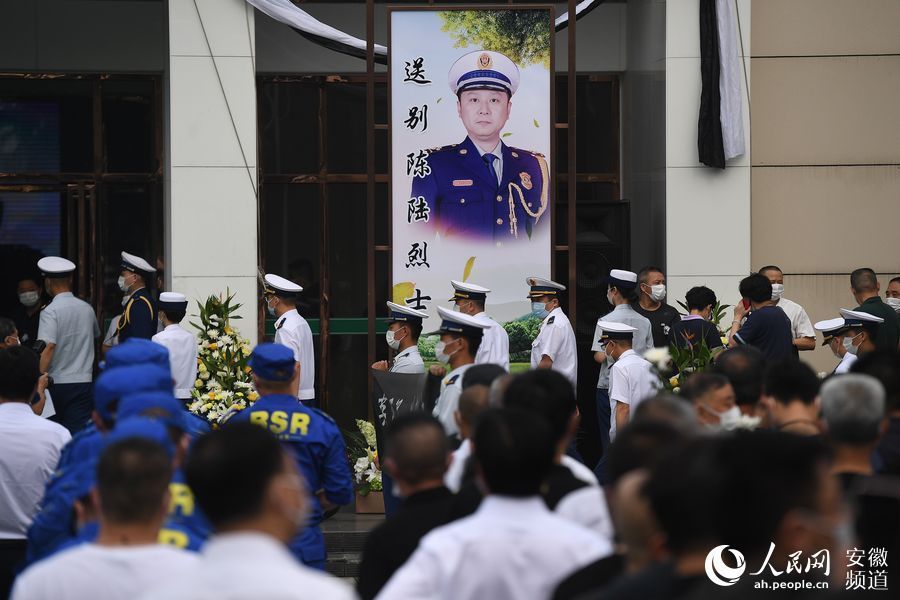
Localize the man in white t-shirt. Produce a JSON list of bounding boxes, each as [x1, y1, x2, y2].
[[11, 421, 197, 600], [599, 322, 662, 443], [759, 266, 816, 353]]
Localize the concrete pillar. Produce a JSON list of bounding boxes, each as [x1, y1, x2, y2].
[[165, 0, 259, 344], [664, 0, 752, 309]]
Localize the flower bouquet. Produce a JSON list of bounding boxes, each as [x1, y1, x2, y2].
[[346, 419, 383, 496], [186, 290, 258, 425]]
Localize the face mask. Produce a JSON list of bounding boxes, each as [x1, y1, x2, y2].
[[830, 340, 843, 360], [266, 297, 277, 317], [771, 283, 785, 301], [843, 333, 860, 356], [434, 340, 458, 364], [117, 275, 130, 292], [531, 302, 549, 319], [385, 329, 404, 350], [452, 304, 461, 312], [606, 288, 615, 305], [703, 404, 742, 431], [645, 284, 666, 302], [18, 291, 40, 307], [887, 297, 900, 312]]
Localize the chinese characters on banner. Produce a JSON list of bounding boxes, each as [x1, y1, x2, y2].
[[390, 7, 553, 336]]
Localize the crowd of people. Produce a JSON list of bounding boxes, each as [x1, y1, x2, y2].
[[1, 251, 900, 599]]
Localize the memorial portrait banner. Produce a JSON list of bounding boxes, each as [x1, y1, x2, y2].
[[389, 7, 554, 350], [370, 370, 439, 457]]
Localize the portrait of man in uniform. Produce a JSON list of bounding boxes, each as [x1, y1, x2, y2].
[[409, 49, 549, 242]]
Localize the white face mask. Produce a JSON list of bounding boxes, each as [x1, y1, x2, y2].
[[886, 297, 900, 312], [531, 301, 550, 319], [606, 288, 615, 305], [644, 284, 666, 302], [843, 333, 861, 356], [771, 283, 785, 301], [703, 403, 742, 431], [266, 297, 277, 317], [434, 340, 458, 364], [117, 274, 130, 292], [385, 328, 404, 350], [18, 291, 40, 307]]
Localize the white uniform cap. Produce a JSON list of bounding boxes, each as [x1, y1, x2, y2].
[[448, 50, 520, 96], [597, 321, 637, 341], [430, 305, 490, 337], [37, 256, 76, 277], [450, 280, 491, 302], [158, 292, 188, 310], [814, 317, 849, 346], [264, 273, 304, 296], [121, 251, 156, 274], [386, 301, 429, 323], [839, 308, 884, 326], [526, 276, 566, 298], [607, 269, 638, 289]]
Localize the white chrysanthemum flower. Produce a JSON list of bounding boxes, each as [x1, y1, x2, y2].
[[219, 335, 233, 345], [208, 329, 219, 340], [643, 347, 671, 371]]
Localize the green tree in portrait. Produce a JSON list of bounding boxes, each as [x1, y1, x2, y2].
[[440, 10, 551, 70]]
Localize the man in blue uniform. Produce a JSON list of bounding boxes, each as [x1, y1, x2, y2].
[[410, 49, 549, 241], [116, 251, 158, 341], [228, 344, 353, 570]]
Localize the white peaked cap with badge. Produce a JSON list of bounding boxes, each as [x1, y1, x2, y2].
[[386, 301, 429, 322], [839, 308, 884, 325], [526, 276, 566, 298], [264, 273, 303, 295], [450, 280, 491, 301], [597, 321, 637, 341], [431, 305, 490, 337], [814, 317, 848, 346], [121, 251, 156, 274], [37, 256, 76, 277], [448, 49, 521, 96]]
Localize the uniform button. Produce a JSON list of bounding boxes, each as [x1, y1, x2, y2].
[[496, 195, 502, 202], [460, 198, 466, 204], [496, 218, 503, 225], [528, 202, 533, 208]]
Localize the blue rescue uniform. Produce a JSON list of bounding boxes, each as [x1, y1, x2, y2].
[[411, 137, 549, 241], [117, 287, 157, 341], [229, 394, 353, 569], [158, 468, 212, 551]]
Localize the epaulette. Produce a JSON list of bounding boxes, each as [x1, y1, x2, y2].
[[275, 317, 285, 331], [427, 143, 457, 153], [508, 147, 546, 159], [547, 316, 556, 324], [447, 374, 460, 385]]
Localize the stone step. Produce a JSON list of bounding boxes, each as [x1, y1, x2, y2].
[[322, 510, 384, 579]]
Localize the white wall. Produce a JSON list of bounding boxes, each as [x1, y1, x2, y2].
[[0, 0, 165, 72], [166, 0, 259, 344], [254, 2, 627, 74], [664, 0, 752, 310]]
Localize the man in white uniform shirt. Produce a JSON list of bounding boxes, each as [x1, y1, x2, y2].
[[449, 280, 510, 371], [599, 322, 662, 443], [11, 421, 196, 600], [815, 318, 857, 375], [264, 273, 315, 404], [759, 266, 816, 354], [0, 347, 70, 597], [151, 293, 198, 400], [372, 302, 427, 374], [527, 277, 578, 386], [592, 269, 654, 483], [377, 408, 611, 600], [141, 423, 355, 600], [36, 257, 100, 433], [429, 306, 488, 437]]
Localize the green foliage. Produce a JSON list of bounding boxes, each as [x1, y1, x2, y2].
[[504, 317, 542, 362], [668, 339, 718, 389], [418, 335, 438, 361], [440, 10, 551, 69]]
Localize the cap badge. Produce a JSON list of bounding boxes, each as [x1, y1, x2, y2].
[[478, 53, 492, 69], [519, 172, 532, 190]]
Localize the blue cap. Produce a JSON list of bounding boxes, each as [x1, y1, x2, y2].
[[94, 365, 174, 422], [249, 343, 295, 381], [118, 392, 189, 432], [105, 339, 171, 375], [105, 417, 175, 458]]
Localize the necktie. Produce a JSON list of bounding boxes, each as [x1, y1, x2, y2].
[[483, 153, 499, 186]]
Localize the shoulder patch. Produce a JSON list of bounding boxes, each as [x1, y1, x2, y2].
[[547, 316, 556, 325], [447, 374, 460, 385], [275, 317, 285, 330]]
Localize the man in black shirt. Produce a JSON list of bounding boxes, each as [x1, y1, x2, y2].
[[357, 413, 455, 600], [728, 273, 794, 363], [632, 266, 681, 348], [670, 286, 725, 354]]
